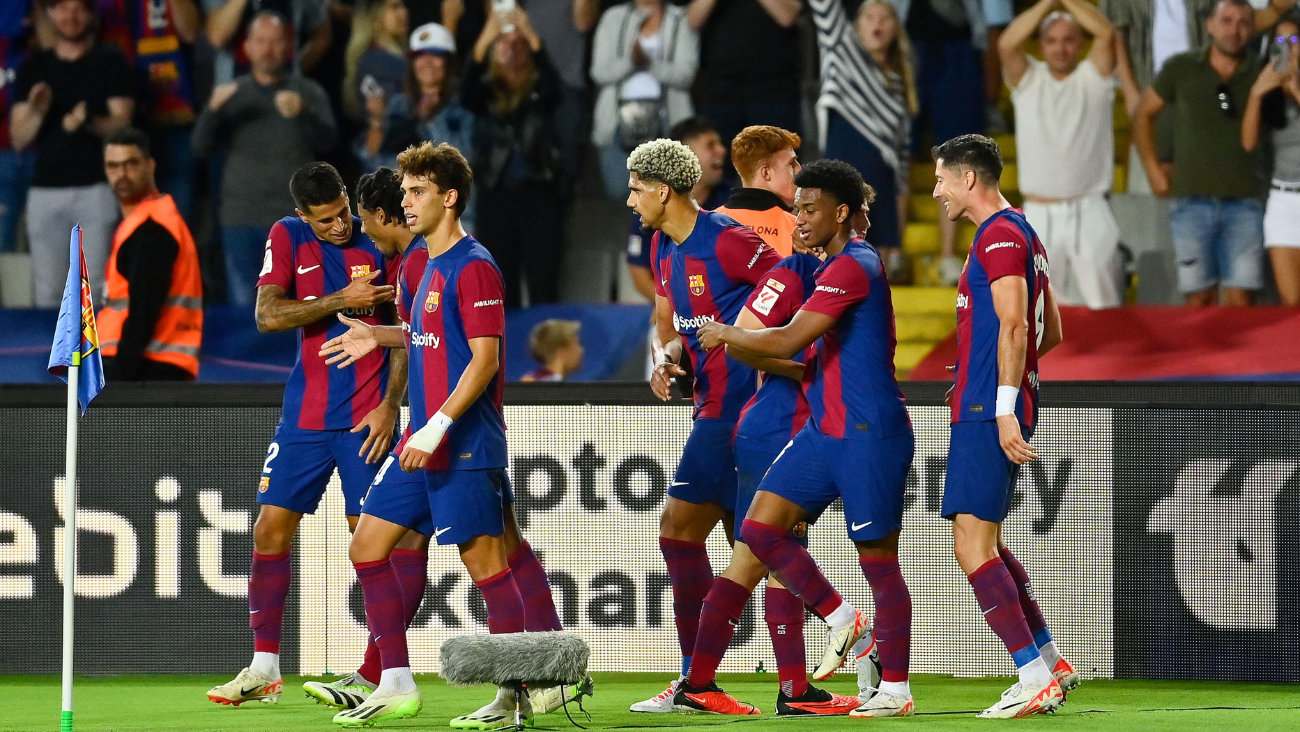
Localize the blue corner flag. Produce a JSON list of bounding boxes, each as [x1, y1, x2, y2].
[[48, 225, 105, 414]]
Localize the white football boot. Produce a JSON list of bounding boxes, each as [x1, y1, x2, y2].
[[207, 667, 283, 706], [304, 672, 377, 709], [977, 678, 1064, 718], [629, 676, 685, 713]]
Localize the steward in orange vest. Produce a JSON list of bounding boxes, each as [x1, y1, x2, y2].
[[716, 125, 802, 256], [99, 128, 203, 380], [715, 188, 798, 257]]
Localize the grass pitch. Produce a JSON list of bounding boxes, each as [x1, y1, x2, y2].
[[4, 673, 1300, 732]]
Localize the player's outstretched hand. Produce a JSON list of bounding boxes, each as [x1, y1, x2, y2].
[[320, 314, 379, 368], [650, 360, 686, 401], [338, 270, 396, 309], [696, 320, 727, 351], [353, 402, 397, 464], [996, 414, 1037, 465]]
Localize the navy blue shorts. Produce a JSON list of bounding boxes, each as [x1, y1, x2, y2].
[[427, 468, 515, 546], [359, 454, 435, 537], [257, 421, 383, 516], [758, 424, 914, 543], [668, 418, 738, 512], [942, 420, 1031, 523], [733, 436, 810, 547]]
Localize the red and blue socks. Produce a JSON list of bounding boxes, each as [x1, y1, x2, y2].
[[999, 547, 1063, 669], [357, 550, 428, 684], [860, 556, 911, 692], [354, 559, 410, 670], [509, 541, 564, 632], [476, 568, 527, 634], [659, 537, 714, 675], [248, 550, 291, 677], [968, 557, 1052, 687], [742, 520, 853, 626], [684, 577, 751, 688], [764, 585, 808, 697]]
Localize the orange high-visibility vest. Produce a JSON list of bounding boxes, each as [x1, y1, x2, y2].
[[715, 204, 796, 257], [99, 193, 203, 378]]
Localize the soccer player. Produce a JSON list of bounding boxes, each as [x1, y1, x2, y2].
[[300, 168, 434, 711], [318, 144, 578, 728], [697, 159, 917, 719], [206, 162, 402, 706], [627, 138, 782, 714], [714, 125, 802, 256], [930, 134, 1075, 718], [673, 211, 863, 717]]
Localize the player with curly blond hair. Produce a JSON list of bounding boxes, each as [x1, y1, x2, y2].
[[625, 138, 784, 715]]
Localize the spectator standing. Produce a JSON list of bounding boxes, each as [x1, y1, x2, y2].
[[97, 0, 202, 223], [203, 0, 331, 86], [0, 1, 35, 256], [1134, 0, 1266, 305], [521, 318, 584, 380], [100, 126, 203, 381], [192, 10, 336, 305], [896, 0, 988, 286], [526, 0, 600, 195], [342, 0, 408, 126], [1242, 17, 1300, 304], [1102, 0, 1296, 193], [811, 0, 917, 279], [591, 0, 699, 199], [1001, 0, 1124, 309], [367, 23, 476, 226], [687, 0, 802, 150], [462, 6, 563, 307], [11, 0, 136, 308]]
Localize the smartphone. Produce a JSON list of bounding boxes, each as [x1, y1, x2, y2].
[[360, 75, 383, 100], [1275, 42, 1291, 72]]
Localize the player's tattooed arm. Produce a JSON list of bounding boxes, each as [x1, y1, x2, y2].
[[352, 346, 407, 463], [255, 272, 395, 332], [697, 309, 834, 360]]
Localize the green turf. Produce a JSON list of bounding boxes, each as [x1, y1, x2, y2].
[[5, 673, 1300, 732]]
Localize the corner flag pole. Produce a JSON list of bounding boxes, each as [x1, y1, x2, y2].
[[61, 352, 79, 732]]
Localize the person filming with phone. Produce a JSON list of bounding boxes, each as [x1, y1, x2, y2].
[[1243, 13, 1300, 304], [461, 0, 565, 308]]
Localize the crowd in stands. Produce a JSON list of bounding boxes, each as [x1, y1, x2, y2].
[[1, 0, 1298, 317]]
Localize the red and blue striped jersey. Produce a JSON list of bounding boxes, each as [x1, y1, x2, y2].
[[396, 236, 430, 349], [800, 239, 909, 440], [257, 216, 396, 431], [400, 236, 507, 471], [652, 211, 782, 421], [735, 253, 822, 451], [952, 208, 1050, 429]]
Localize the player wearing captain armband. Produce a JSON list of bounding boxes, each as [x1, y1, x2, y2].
[[319, 145, 583, 728], [697, 160, 917, 719], [627, 137, 783, 715], [206, 162, 401, 709], [932, 134, 1078, 719]]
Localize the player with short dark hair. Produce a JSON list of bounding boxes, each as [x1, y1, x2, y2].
[[697, 158, 917, 719], [206, 162, 402, 708], [320, 143, 580, 728], [932, 133, 1074, 718], [627, 137, 782, 715], [298, 167, 433, 711]]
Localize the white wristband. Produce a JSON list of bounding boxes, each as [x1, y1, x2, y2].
[[995, 386, 1019, 417], [408, 410, 453, 452]]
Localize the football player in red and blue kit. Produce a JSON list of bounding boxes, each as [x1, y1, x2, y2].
[[931, 134, 1074, 719], [295, 168, 434, 711], [698, 159, 916, 719], [207, 163, 403, 707], [625, 138, 781, 714], [318, 144, 574, 728]]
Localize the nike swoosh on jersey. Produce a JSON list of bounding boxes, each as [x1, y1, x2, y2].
[[297, 265, 321, 274], [850, 521, 873, 531]]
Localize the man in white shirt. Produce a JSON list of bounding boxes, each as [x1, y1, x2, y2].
[[1000, 0, 1123, 308]]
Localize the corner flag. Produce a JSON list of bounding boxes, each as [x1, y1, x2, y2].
[[48, 225, 104, 413], [48, 225, 103, 732]]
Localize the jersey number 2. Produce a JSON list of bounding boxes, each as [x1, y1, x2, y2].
[[262, 442, 280, 474]]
